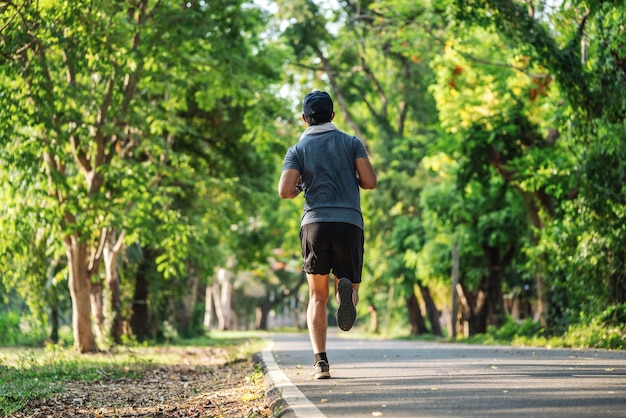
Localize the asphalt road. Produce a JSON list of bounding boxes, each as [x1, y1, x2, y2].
[[262, 330, 626, 417]]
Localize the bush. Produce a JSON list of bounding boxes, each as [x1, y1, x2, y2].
[[0, 312, 21, 346], [0, 311, 49, 347], [483, 308, 626, 350], [558, 305, 626, 350], [487, 316, 544, 341], [599, 302, 626, 327]]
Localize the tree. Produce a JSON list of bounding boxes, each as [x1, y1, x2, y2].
[[444, 0, 626, 329], [0, 0, 288, 350], [275, 0, 445, 335]]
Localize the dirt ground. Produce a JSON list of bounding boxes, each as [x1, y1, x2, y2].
[[7, 346, 273, 418]]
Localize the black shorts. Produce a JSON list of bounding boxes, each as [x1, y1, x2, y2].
[[300, 222, 364, 283]]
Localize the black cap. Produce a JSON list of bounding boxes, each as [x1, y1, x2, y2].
[[303, 91, 333, 118]]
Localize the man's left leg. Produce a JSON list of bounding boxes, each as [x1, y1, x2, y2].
[[307, 273, 330, 379]]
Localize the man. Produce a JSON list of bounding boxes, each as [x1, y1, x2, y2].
[[278, 90, 377, 379]]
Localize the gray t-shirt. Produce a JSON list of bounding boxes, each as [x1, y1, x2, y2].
[[282, 127, 369, 230]]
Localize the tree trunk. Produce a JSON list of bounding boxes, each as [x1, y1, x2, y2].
[[464, 266, 504, 335], [131, 251, 151, 343], [50, 305, 59, 344], [482, 246, 506, 328], [104, 230, 125, 345], [469, 289, 488, 334], [419, 284, 443, 336], [212, 268, 233, 331], [255, 302, 271, 330], [212, 281, 232, 331], [173, 264, 199, 337], [451, 240, 460, 338], [455, 282, 489, 335], [368, 304, 379, 333], [525, 200, 550, 328], [64, 236, 98, 352], [90, 280, 106, 346], [456, 283, 471, 337], [204, 285, 214, 330], [406, 292, 427, 335], [535, 271, 549, 328], [457, 244, 510, 335]]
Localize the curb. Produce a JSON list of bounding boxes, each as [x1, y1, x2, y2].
[[260, 341, 326, 418]]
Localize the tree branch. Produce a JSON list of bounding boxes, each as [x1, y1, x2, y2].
[[312, 44, 370, 151], [424, 25, 549, 79], [107, 0, 150, 164], [88, 227, 108, 272], [95, 75, 115, 166]]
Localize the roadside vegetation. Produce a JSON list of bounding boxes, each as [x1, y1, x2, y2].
[[383, 306, 626, 350], [0, 332, 270, 417], [2, 1, 624, 415], [1, 4, 625, 416], [2, 307, 624, 417], [462, 306, 626, 350]]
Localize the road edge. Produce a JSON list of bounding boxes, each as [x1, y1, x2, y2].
[[261, 341, 326, 418]]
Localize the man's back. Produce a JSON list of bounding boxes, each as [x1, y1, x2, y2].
[[285, 128, 369, 228]]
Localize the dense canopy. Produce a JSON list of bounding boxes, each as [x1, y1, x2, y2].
[[1, 0, 624, 351]]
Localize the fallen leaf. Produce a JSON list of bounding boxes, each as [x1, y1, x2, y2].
[[372, 412, 384, 416], [605, 368, 615, 372], [241, 393, 259, 402], [321, 398, 329, 403]]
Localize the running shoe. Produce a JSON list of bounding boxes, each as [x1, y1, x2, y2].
[[336, 277, 357, 331], [313, 360, 330, 379]]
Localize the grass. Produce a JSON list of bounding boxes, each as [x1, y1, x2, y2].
[[459, 316, 626, 350], [2, 321, 622, 416], [0, 332, 266, 416], [0, 346, 147, 415], [350, 312, 625, 351]]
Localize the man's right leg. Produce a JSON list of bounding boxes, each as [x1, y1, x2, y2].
[[329, 223, 363, 331], [307, 273, 330, 379], [335, 277, 357, 331], [334, 277, 360, 305]]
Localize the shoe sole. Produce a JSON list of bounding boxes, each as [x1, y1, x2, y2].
[[336, 278, 356, 331], [314, 371, 330, 379]]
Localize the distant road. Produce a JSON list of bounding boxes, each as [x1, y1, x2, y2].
[[262, 330, 626, 417]]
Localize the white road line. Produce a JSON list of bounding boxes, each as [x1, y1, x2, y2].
[[262, 341, 326, 418]]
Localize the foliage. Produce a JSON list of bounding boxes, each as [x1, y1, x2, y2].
[[0, 348, 145, 415], [0, 312, 23, 347], [488, 316, 545, 342], [467, 306, 626, 350], [442, 0, 626, 306], [422, 0, 626, 335], [1, 0, 625, 348], [0, 334, 263, 416], [0, 311, 50, 348], [0, 0, 291, 346]]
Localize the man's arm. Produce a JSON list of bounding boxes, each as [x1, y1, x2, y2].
[[278, 169, 303, 199], [355, 158, 377, 189]]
